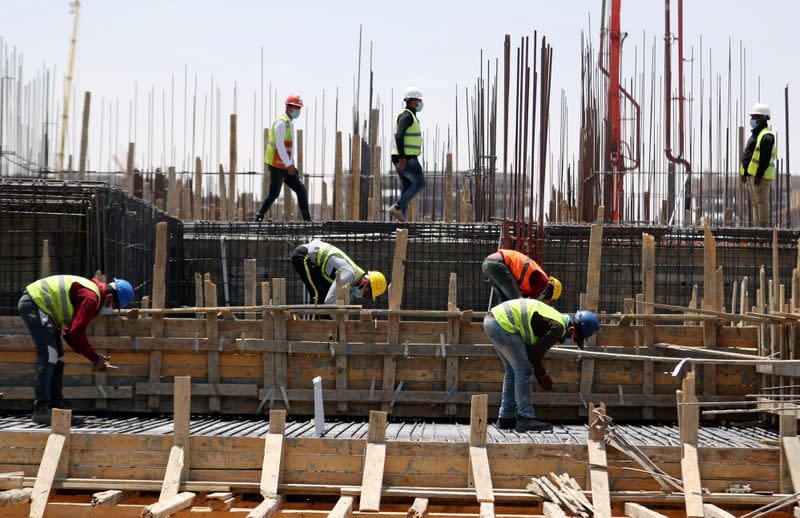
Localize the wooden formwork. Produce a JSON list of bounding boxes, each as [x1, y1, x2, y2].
[[0, 377, 798, 518]]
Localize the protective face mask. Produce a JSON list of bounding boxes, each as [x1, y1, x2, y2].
[[351, 286, 364, 299], [750, 119, 758, 129], [99, 306, 114, 316], [289, 109, 301, 120], [415, 101, 424, 112]]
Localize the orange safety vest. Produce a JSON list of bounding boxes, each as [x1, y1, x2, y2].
[[497, 249, 548, 297]]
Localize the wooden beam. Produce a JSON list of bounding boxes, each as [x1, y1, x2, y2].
[[407, 497, 429, 518], [247, 495, 281, 518], [359, 410, 387, 512], [587, 402, 611, 518], [334, 131, 343, 219], [29, 408, 71, 518], [0, 487, 32, 508], [542, 501, 567, 518], [679, 373, 704, 518], [444, 153, 454, 221], [468, 394, 494, 504], [141, 491, 195, 518], [91, 489, 130, 506], [703, 223, 718, 347], [585, 205, 604, 315], [159, 376, 190, 502], [245, 259, 257, 320], [479, 501, 495, 518], [702, 503, 736, 518], [781, 435, 800, 494], [328, 496, 354, 518], [642, 233, 655, 348], [351, 135, 361, 221], [260, 409, 286, 498], [229, 113, 237, 219], [624, 502, 669, 518], [194, 156, 203, 219]]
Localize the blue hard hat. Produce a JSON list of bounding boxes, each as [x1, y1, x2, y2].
[[572, 310, 600, 348], [109, 278, 134, 308]]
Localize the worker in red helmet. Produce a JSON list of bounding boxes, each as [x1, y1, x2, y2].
[[255, 94, 311, 222]]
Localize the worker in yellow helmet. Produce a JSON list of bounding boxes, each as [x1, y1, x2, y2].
[[291, 239, 387, 304]]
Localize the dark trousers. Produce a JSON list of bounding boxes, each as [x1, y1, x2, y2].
[[257, 165, 311, 221], [18, 292, 64, 408], [482, 258, 522, 303], [291, 245, 331, 305], [393, 157, 426, 214]]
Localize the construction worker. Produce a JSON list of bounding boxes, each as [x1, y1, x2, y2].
[[291, 239, 387, 305], [483, 249, 562, 304], [255, 94, 311, 222], [483, 298, 599, 432], [387, 86, 425, 222], [18, 275, 134, 425], [740, 103, 777, 227]]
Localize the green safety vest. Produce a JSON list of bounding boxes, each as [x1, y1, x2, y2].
[[740, 126, 777, 181], [265, 114, 294, 169], [25, 275, 101, 328], [316, 243, 366, 283], [491, 299, 568, 346], [391, 108, 422, 157]]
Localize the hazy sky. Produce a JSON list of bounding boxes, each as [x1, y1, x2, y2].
[[2, 0, 798, 180]]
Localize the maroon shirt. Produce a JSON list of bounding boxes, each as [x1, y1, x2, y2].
[[61, 280, 105, 363]]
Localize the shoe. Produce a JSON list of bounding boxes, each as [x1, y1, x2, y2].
[[31, 405, 51, 426], [515, 416, 553, 433], [388, 205, 406, 222], [254, 213, 264, 222], [496, 417, 516, 430]]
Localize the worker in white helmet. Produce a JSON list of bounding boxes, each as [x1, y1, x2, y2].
[[740, 103, 777, 227], [387, 87, 426, 222]]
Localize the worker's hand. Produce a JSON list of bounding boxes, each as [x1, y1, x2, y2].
[[741, 175, 748, 184], [397, 158, 407, 171], [92, 354, 115, 372], [536, 374, 554, 391], [754, 176, 762, 186], [287, 165, 298, 176]]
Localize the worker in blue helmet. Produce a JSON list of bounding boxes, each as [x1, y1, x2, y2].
[[484, 299, 600, 433], [18, 275, 134, 425]]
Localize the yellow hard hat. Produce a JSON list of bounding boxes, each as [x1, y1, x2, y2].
[[548, 276, 562, 302], [367, 271, 387, 300]]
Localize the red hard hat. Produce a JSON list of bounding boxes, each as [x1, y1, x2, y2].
[[285, 94, 303, 108]]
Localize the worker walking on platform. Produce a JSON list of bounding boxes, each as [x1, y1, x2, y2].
[[387, 87, 426, 222], [482, 249, 562, 304], [255, 94, 311, 222], [740, 103, 777, 227], [484, 298, 599, 432], [18, 275, 134, 425], [291, 239, 387, 305]]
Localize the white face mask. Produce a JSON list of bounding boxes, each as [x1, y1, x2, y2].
[[99, 306, 114, 316]]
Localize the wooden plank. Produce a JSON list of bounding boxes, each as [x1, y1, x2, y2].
[[624, 502, 668, 518], [578, 359, 595, 417], [681, 445, 705, 517], [359, 410, 387, 512], [159, 376, 191, 502], [141, 491, 195, 518], [389, 229, 409, 312], [642, 359, 654, 420], [407, 497, 429, 518], [29, 408, 71, 518], [703, 223, 718, 347], [587, 402, 611, 518], [469, 394, 489, 447], [702, 503, 735, 518], [272, 279, 288, 404], [0, 487, 32, 507], [585, 205, 604, 314], [479, 501, 495, 518], [445, 356, 459, 416], [351, 136, 361, 220], [91, 489, 130, 506], [469, 446, 494, 503], [207, 350, 221, 412], [260, 410, 286, 498], [328, 495, 353, 518], [542, 501, 567, 518], [245, 259, 257, 320], [247, 495, 282, 518], [781, 436, 800, 494]]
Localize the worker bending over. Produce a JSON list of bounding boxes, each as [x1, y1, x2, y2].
[[291, 239, 387, 305], [484, 298, 599, 432], [483, 249, 562, 304], [18, 275, 134, 425]]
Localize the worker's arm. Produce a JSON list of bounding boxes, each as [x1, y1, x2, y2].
[[393, 111, 414, 157], [755, 133, 775, 179], [274, 118, 294, 168], [323, 256, 357, 304], [62, 285, 101, 363], [526, 312, 565, 378]]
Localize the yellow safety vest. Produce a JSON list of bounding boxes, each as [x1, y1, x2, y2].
[[491, 299, 568, 346], [316, 243, 366, 283], [265, 114, 294, 169], [25, 275, 101, 328], [391, 108, 422, 157], [740, 126, 777, 181]]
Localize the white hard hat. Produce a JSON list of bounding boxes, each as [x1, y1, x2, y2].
[[403, 87, 423, 100], [750, 103, 771, 118]]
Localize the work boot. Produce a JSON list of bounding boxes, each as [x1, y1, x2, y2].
[[388, 205, 406, 222], [254, 213, 264, 222], [31, 404, 51, 426], [515, 416, 553, 433], [496, 417, 516, 430], [44, 403, 88, 426]]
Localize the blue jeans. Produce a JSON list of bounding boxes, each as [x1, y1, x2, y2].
[[483, 315, 535, 419], [18, 293, 64, 408], [393, 157, 426, 214]]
